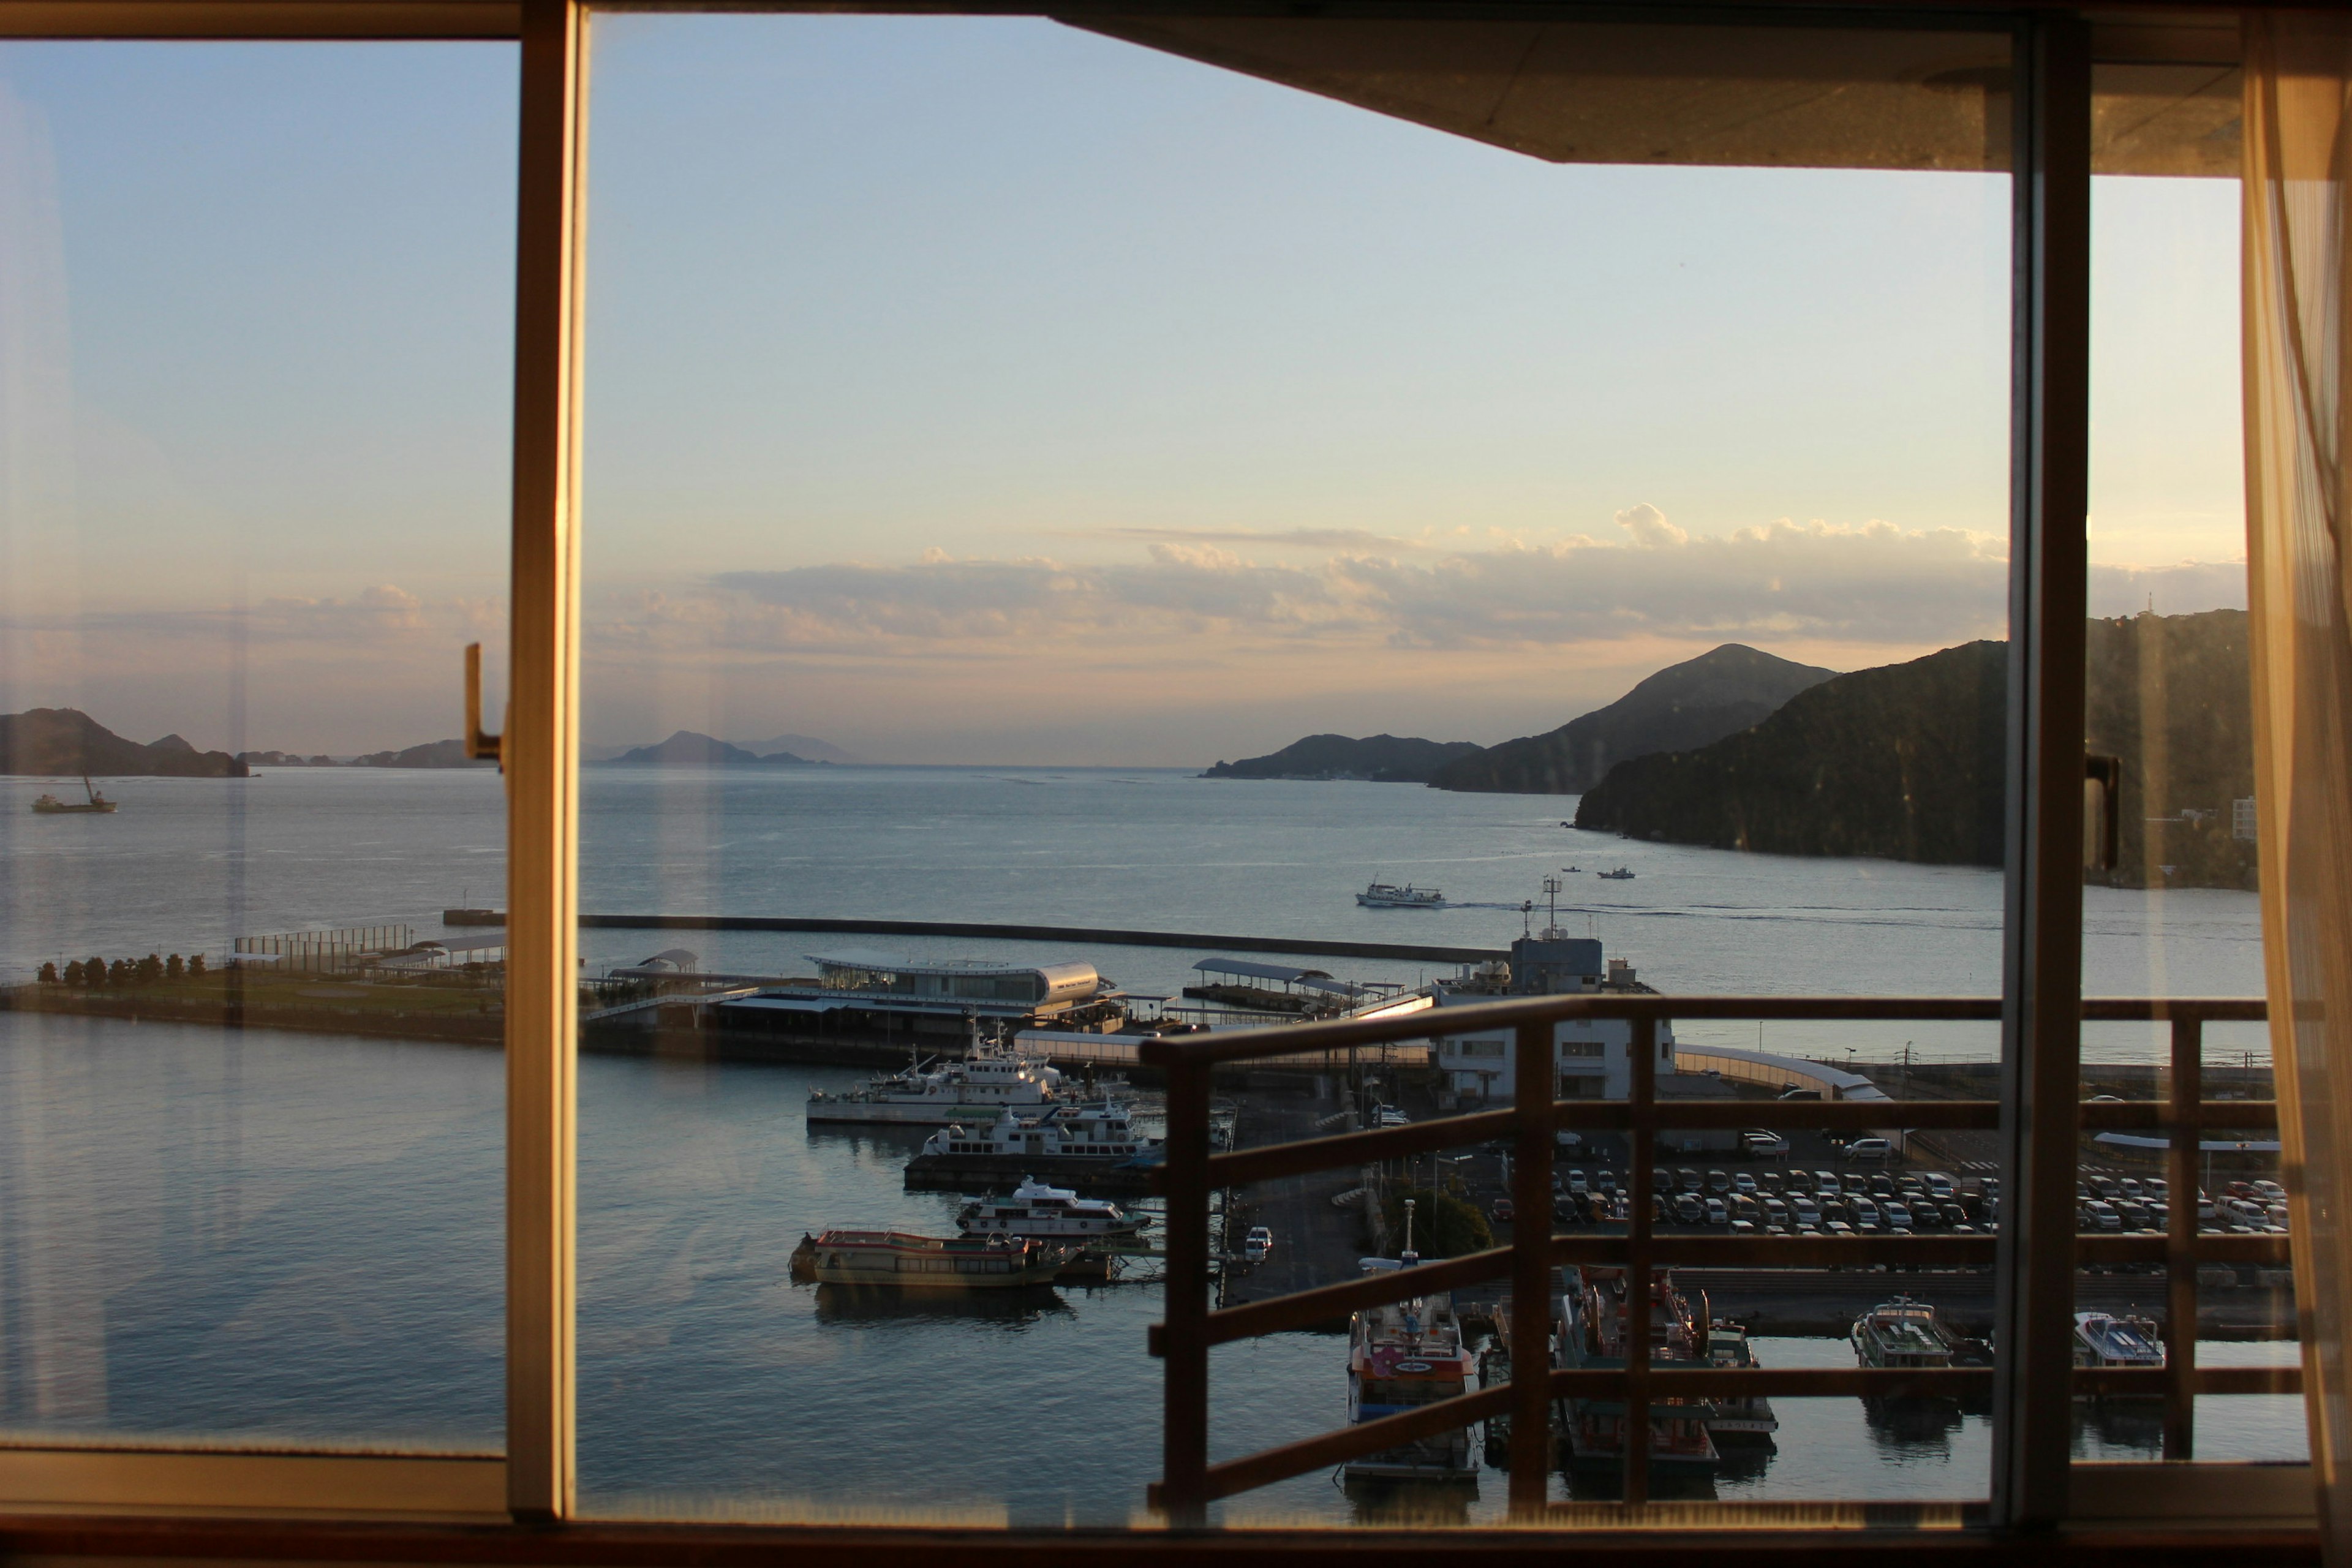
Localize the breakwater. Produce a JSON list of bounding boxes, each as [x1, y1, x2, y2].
[[450, 910, 1506, 965]]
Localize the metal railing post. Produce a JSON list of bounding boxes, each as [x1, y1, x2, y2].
[[2165, 1011, 2202, 1460], [1625, 1016, 1657, 1509], [1160, 1059, 1212, 1527], [1509, 1019, 1555, 1517]]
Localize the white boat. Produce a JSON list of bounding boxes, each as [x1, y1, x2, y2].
[[1596, 867, 1635, 880], [916, 1101, 1148, 1163], [1343, 1246, 1480, 1483], [1850, 1295, 1961, 1410], [2073, 1311, 2165, 1370], [957, 1176, 1149, 1238], [1357, 881, 1446, 909], [807, 1039, 1065, 1126]]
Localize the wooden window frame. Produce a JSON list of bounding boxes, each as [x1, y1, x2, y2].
[[0, 0, 2315, 1553]]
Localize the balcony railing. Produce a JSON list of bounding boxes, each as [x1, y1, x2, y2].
[[1140, 995, 2286, 1525]]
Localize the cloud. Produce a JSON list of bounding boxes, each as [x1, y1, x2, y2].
[[602, 514, 2070, 662], [1074, 526, 1429, 552], [1615, 503, 1687, 550]]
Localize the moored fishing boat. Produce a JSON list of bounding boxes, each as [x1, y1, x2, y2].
[[2072, 1311, 2164, 1401], [1851, 1295, 1961, 1409], [1342, 1215, 1480, 1483], [805, 1228, 1071, 1288], [1553, 1265, 1721, 1474], [1697, 1308, 1778, 1447], [957, 1176, 1150, 1239]]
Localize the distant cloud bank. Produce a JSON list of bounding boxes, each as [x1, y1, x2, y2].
[[622, 508, 2230, 661]]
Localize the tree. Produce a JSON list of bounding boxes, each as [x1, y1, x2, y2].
[[189, 953, 207, 978], [86, 956, 106, 987], [108, 959, 130, 987], [166, 954, 184, 981], [1378, 1185, 1493, 1259], [39, 962, 58, 984], [136, 954, 162, 984]]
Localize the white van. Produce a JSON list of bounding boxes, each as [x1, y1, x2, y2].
[[1843, 1137, 1898, 1162]]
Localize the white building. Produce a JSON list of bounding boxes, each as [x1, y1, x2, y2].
[[1430, 932, 1674, 1102]]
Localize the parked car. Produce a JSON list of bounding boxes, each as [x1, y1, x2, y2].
[[1244, 1226, 1273, 1262], [1786, 1169, 1815, 1194], [1758, 1170, 1785, 1194], [1868, 1173, 1896, 1197], [1674, 1193, 1706, 1225], [1706, 1197, 1730, 1226], [1792, 1196, 1822, 1227], [1844, 1137, 1898, 1163], [1884, 1200, 1913, 1229], [1596, 1169, 1619, 1193], [1741, 1129, 1790, 1157], [1678, 1167, 1703, 1193], [2081, 1200, 2123, 1232], [1566, 1169, 1589, 1196], [1816, 1171, 1842, 1196], [1492, 1198, 1515, 1223], [1763, 1196, 1790, 1226], [1733, 1171, 1758, 1196], [1925, 1171, 1957, 1200]]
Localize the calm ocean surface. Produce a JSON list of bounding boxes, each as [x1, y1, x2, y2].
[[0, 767, 2296, 1521]]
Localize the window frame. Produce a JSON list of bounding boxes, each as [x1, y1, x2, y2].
[[0, 0, 2309, 1545]]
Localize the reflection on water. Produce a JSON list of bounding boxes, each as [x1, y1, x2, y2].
[[1863, 1398, 1967, 1454], [811, 1283, 1073, 1327]]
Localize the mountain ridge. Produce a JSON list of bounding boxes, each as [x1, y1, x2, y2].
[[1428, 644, 1839, 796], [0, 709, 247, 778]]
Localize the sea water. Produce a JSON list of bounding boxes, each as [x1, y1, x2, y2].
[[0, 766, 2294, 1522]]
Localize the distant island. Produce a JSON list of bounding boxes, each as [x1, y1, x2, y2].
[[1574, 610, 2255, 889], [1428, 644, 1837, 795], [239, 738, 492, 769], [595, 731, 827, 766], [0, 709, 247, 777], [739, 733, 858, 764], [1200, 733, 1483, 783]]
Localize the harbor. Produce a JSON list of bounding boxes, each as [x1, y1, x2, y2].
[[0, 765, 2296, 1518]]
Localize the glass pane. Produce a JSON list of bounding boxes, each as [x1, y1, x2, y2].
[[574, 12, 2011, 1521], [0, 42, 514, 1449], [2078, 132, 2282, 1463]]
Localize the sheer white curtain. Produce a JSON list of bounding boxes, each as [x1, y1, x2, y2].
[[2244, 10, 2352, 1550]]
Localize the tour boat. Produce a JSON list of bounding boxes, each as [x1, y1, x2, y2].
[[916, 1102, 1147, 1163], [805, 1228, 1071, 1288], [31, 777, 116, 815], [957, 1176, 1150, 1238], [1342, 1239, 1481, 1483], [807, 1039, 1065, 1126], [1553, 1265, 1721, 1474], [1357, 881, 1446, 909]]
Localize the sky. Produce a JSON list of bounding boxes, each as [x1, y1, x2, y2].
[[0, 22, 2248, 764]]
